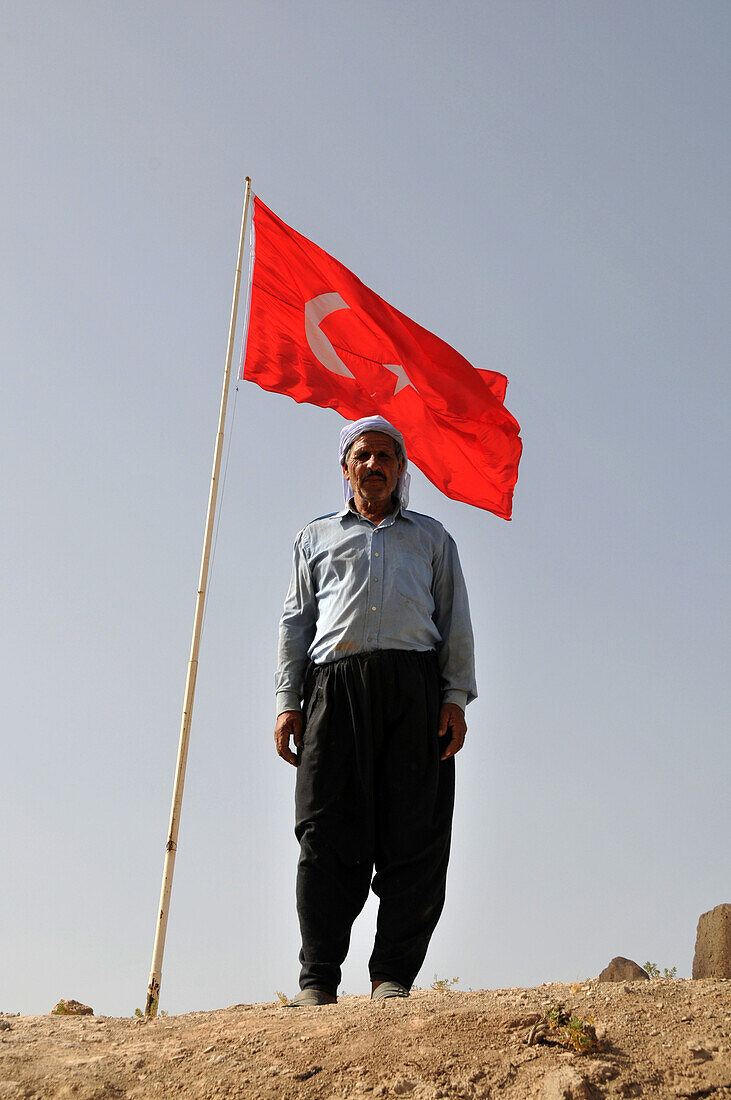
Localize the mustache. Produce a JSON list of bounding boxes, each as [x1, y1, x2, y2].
[[364, 471, 386, 481]]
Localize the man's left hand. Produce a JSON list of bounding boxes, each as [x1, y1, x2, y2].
[[438, 703, 467, 760]]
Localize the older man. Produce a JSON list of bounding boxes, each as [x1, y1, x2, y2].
[[275, 415, 476, 1006]]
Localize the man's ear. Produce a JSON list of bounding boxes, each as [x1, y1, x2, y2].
[[342, 463, 351, 484]]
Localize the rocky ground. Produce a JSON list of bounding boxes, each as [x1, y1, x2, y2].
[[1, 979, 729, 1099]]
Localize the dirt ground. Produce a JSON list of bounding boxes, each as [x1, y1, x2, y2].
[[1, 979, 729, 1099]]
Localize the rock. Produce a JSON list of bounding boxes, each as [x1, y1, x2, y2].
[[540, 1067, 594, 1099], [692, 904, 731, 979], [598, 957, 649, 982], [50, 999, 94, 1016], [593, 1022, 609, 1042], [0, 1019, 12, 1031]]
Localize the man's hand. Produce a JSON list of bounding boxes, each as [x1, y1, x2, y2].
[[438, 703, 467, 760], [274, 710, 303, 767]]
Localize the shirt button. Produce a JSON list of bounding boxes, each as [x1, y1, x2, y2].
[[373, 578, 379, 583], [374, 552, 380, 557], [371, 605, 377, 611]]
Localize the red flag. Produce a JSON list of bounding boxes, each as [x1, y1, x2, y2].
[[241, 197, 522, 518]]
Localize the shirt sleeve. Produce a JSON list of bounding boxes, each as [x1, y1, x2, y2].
[[275, 531, 317, 715], [431, 532, 477, 710]]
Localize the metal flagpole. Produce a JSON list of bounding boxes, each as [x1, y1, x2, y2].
[[144, 177, 253, 1017]]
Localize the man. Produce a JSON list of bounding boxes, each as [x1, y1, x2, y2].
[[274, 415, 476, 1006]]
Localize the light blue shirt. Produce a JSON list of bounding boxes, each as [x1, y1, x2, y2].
[[276, 501, 477, 715]]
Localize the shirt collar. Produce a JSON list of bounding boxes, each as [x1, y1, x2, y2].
[[338, 498, 412, 525]]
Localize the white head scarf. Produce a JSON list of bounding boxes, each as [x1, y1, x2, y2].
[[339, 415, 411, 509]]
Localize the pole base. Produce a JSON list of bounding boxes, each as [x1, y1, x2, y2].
[[144, 978, 160, 1018]]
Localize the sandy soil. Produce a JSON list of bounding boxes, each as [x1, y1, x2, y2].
[[1, 979, 729, 1099]]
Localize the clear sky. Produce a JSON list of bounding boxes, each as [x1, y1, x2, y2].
[[2, 1, 729, 1016]]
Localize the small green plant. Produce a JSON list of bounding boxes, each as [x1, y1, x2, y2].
[[561, 1015, 598, 1054], [535, 1003, 599, 1054], [275, 991, 288, 1005], [431, 974, 459, 992], [545, 1004, 566, 1028], [134, 1007, 143, 1018], [644, 961, 677, 980]]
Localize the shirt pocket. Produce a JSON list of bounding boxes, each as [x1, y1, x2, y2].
[[317, 547, 363, 590], [393, 549, 435, 614]]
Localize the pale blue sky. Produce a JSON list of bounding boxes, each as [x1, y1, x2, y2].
[[2, 1, 729, 1016]]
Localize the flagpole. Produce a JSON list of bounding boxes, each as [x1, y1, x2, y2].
[[144, 177, 252, 1017]]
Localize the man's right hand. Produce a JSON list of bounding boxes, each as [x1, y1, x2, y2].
[[274, 710, 303, 767]]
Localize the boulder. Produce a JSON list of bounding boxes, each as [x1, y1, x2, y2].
[[692, 904, 731, 979], [598, 957, 649, 982], [50, 999, 94, 1016]]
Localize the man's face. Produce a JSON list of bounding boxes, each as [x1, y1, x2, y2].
[[342, 431, 404, 508]]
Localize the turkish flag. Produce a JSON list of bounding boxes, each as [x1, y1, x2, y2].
[[241, 196, 522, 518]]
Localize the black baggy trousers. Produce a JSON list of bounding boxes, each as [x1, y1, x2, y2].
[[294, 649, 455, 994]]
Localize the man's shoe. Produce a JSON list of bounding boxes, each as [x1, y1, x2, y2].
[[371, 981, 410, 1001], [284, 989, 337, 1007]]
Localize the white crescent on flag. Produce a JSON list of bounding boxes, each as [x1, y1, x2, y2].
[[304, 293, 415, 395], [304, 293, 354, 379]]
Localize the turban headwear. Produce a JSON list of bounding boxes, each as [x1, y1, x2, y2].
[[338, 416, 410, 509]]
